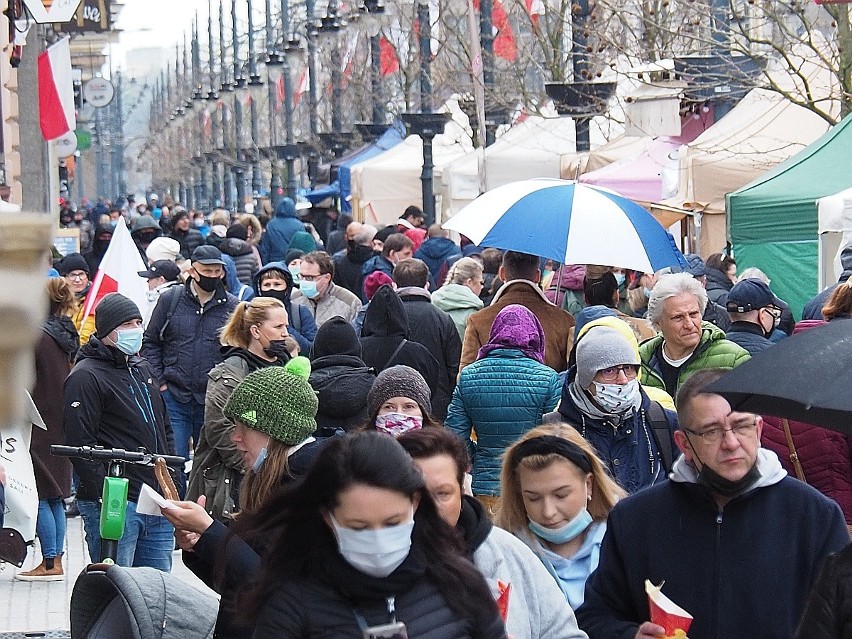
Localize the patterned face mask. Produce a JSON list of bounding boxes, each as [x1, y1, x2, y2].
[[375, 413, 423, 437]]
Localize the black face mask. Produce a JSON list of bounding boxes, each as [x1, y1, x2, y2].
[[347, 239, 358, 251], [138, 231, 157, 244], [694, 453, 761, 499], [194, 274, 221, 293], [263, 339, 292, 361], [260, 289, 289, 304]]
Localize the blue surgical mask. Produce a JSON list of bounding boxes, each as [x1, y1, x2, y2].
[[528, 507, 593, 545], [643, 286, 651, 298], [251, 445, 268, 473], [614, 273, 626, 287], [300, 281, 319, 299], [114, 327, 143, 355]]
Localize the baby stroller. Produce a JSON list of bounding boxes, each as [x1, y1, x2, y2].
[[69, 564, 218, 639]]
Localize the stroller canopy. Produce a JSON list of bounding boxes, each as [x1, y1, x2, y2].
[[70, 565, 218, 639]]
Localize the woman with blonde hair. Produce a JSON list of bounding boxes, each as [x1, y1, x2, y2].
[[431, 256, 485, 340], [497, 422, 626, 609], [187, 297, 298, 521]]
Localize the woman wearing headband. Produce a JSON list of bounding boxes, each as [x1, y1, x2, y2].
[[498, 424, 626, 610]]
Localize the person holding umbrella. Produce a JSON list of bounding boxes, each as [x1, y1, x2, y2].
[[576, 368, 849, 639]]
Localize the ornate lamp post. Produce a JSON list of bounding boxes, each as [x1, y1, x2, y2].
[[400, 112, 450, 227]]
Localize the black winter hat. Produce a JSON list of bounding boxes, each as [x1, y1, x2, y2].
[[95, 293, 142, 337], [374, 226, 397, 244], [226, 223, 248, 241], [311, 316, 362, 360], [57, 252, 90, 276]]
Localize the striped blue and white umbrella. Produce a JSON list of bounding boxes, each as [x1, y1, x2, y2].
[[443, 179, 688, 273]]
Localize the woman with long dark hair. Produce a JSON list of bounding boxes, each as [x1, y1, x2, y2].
[[236, 431, 507, 638]]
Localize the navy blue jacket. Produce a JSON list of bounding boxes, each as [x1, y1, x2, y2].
[[577, 466, 848, 639], [415, 237, 462, 289], [725, 321, 774, 357], [557, 373, 678, 494], [803, 272, 852, 320], [142, 280, 238, 405], [259, 199, 305, 263]]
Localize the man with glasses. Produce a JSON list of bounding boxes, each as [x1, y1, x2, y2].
[[290, 251, 362, 327], [724, 278, 782, 356], [550, 318, 678, 494], [576, 368, 848, 639]]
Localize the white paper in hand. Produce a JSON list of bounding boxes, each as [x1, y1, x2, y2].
[[137, 483, 178, 517]]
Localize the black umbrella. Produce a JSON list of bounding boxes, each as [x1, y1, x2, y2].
[[707, 320, 852, 434]]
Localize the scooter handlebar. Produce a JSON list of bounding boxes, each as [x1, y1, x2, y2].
[[50, 445, 185, 469]]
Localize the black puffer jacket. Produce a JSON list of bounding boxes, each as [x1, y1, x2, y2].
[[705, 267, 733, 306], [309, 355, 375, 432], [219, 237, 259, 287], [253, 545, 506, 639], [360, 285, 441, 397], [170, 226, 205, 259], [333, 243, 375, 301]]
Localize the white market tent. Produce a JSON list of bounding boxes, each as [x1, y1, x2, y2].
[[649, 88, 832, 256], [350, 117, 474, 227], [817, 187, 852, 289], [440, 116, 578, 219]]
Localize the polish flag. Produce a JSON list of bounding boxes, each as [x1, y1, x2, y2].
[[379, 36, 399, 76], [294, 67, 308, 108], [38, 37, 76, 141], [82, 218, 149, 325]]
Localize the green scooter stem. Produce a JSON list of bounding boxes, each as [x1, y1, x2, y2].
[[99, 476, 129, 564]]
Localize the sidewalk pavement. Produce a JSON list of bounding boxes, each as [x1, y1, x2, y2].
[[0, 515, 217, 633]]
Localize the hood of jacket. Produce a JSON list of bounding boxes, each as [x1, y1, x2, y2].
[[705, 267, 734, 292], [309, 360, 376, 419], [43, 315, 80, 360], [360, 285, 410, 338], [130, 215, 162, 237], [345, 243, 375, 266], [431, 283, 484, 313], [670, 447, 787, 496], [456, 495, 493, 556], [219, 237, 253, 257], [549, 264, 586, 292], [416, 237, 460, 261], [274, 197, 298, 219], [219, 345, 288, 371], [253, 261, 295, 301]]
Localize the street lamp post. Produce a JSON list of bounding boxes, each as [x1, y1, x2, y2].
[[417, 0, 431, 113], [246, 0, 264, 197], [281, 0, 300, 199], [401, 112, 450, 227], [305, 0, 320, 185], [265, 0, 283, 208], [219, 0, 234, 210]]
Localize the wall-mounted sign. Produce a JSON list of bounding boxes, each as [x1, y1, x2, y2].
[[57, 0, 112, 33], [84, 77, 114, 108], [22, 0, 85, 24]]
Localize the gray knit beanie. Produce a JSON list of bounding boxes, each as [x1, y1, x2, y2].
[[368, 365, 432, 418], [95, 293, 143, 338], [575, 326, 640, 390]]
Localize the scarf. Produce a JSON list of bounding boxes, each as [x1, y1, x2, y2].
[[477, 303, 546, 363]]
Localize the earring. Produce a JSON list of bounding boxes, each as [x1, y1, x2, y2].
[[587, 494, 592, 501]]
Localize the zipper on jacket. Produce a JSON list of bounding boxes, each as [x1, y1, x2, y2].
[[711, 507, 724, 638], [386, 596, 397, 624]]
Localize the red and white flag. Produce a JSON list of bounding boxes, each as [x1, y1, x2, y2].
[[294, 67, 309, 108], [82, 218, 148, 324], [38, 37, 76, 141]]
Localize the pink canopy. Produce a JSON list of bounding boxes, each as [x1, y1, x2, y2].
[[579, 115, 710, 203]]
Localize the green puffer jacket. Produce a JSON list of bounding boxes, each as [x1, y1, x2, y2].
[[639, 321, 750, 398]]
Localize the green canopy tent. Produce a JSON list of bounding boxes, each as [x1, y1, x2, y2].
[[727, 114, 852, 318]]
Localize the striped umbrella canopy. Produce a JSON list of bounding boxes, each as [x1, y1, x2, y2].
[[443, 179, 688, 273]]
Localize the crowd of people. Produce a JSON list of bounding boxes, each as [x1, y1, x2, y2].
[[9, 193, 852, 639]]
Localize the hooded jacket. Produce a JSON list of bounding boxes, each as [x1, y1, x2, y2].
[[457, 497, 588, 639], [576, 449, 849, 639], [63, 336, 175, 503], [130, 215, 163, 262], [359, 285, 441, 395], [639, 322, 750, 398], [259, 198, 305, 263], [219, 237, 259, 287], [557, 368, 678, 494], [396, 286, 461, 420], [704, 267, 734, 306], [333, 243, 375, 300], [415, 237, 462, 289], [252, 263, 318, 355], [141, 279, 239, 404], [432, 283, 484, 341], [84, 224, 114, 273], [545, 265, 585, 313]]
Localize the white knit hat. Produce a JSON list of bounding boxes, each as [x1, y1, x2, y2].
[[146, 237, 181, 263]]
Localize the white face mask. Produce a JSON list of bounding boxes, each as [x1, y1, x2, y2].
[[592, 378, 641, 414], [329, 509, 414, 578]]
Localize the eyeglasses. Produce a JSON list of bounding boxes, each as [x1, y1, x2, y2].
[[683, 416, 758, 444], [596, 365, 639, 382], [299, 273, 327, 282], [762, 306, 782, 320], [66, 272, 88, 281]]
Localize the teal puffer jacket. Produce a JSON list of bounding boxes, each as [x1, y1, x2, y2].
[[639, 321, 750, 397], [446, 348, 561, 496]]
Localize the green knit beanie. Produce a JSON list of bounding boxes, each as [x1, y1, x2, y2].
[[224, 357, 318, 444]]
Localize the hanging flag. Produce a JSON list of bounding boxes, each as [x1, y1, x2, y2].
[[275, 74, 285, 112], [37, 37, 76, 141], [294, 67, 308, 108], [379, 36, 399, 76], [524, 0, 545, 28], [82, 218, 148, 325], [341, 30, 360, 86], [471, 0, 517, 62]]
